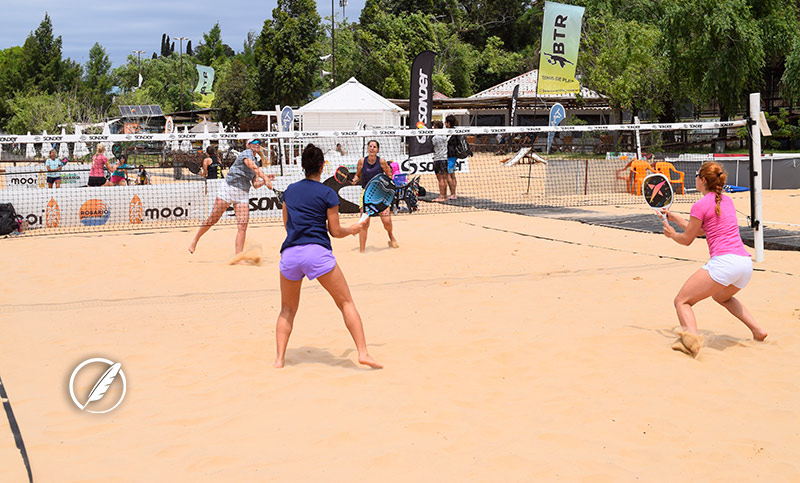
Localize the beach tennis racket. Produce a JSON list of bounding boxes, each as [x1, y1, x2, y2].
[[272, 187, 285, 203], [186, 161, 202, 175], [334, 166, 352, 184], [360, 174, 396, 222], [642, 173, 673, 222]]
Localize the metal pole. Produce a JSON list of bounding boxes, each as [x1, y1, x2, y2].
[[132, 50, 145, 89], [173, 36, 189, 112], [748, 92, 764, 262], [331, 0, 336, 84]]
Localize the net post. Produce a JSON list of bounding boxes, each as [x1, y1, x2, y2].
[[748, 92, 764, 262]]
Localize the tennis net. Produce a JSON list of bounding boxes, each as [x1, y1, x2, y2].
[[0, 120, 747, 236]]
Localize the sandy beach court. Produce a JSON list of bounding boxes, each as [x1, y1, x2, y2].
[[1, 203, 799, 481]]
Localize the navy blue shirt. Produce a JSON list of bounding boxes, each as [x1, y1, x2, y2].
[[280, 179, 340, 252], [361, 156, 384, 187]]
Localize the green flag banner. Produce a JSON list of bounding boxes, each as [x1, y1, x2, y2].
[[537, 1, 585, 95], [195, 65, 215, 108]]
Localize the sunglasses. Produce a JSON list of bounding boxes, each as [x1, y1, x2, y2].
[[695, 171, 700, 178]]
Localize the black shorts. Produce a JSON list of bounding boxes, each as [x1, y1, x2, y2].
[[88, 176, 106, 187], [433, 160, 447, 175], [46, 176, 60, 184]]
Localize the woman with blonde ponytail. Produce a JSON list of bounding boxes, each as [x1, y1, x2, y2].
[[661, 162, 767, 357]]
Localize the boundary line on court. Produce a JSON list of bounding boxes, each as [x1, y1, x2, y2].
[[464, 221, 799, 277], [0, 375, 33, 483]]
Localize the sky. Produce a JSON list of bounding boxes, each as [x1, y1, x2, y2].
[[0, 0, 366, 69]]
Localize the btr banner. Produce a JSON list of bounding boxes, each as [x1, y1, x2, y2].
[[195, 65, 216, 108], [408, 50, 435, 157], [537, 1, 585, 95]]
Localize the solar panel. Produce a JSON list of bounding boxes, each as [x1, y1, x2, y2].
[[118, 105, 164, 118]]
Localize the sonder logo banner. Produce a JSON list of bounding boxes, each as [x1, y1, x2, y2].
[[537, 1, 585, 95], [408, 50, 435, 157]]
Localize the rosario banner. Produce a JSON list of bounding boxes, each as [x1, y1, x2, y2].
[[537, 1, 585, 95], [195, 65, 216, 108]]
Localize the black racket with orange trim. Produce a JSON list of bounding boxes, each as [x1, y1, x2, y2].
[[642, 173, 673, 222]]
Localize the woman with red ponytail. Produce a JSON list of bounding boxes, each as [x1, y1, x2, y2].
[[661, 162, 767, 356]]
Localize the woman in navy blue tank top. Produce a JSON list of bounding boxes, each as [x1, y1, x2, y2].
[[352, 140, 399, 253]]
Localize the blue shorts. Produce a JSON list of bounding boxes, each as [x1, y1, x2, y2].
[[280, 244, 337, 281], [446, 157, 457, 174]]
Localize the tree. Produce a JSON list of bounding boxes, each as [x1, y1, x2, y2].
[[113, 54, 198, 113], [5, 90, 96, 134], [749, 0, 800, 111], [161, 34, 170, 57], [0, 47, 25, 125], [186, 40, 193, 56], [782, 36, 800, 105], [83, 42, 113, 115], [664, 0, 764, 141], [255, 0, 324, 107], [213, 59, 259, 127], [581, 13, 669, 118], [20, 13, 70, 93], [195, 23, 228, 65]]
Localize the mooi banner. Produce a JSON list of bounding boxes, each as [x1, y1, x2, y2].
[[0, 184, 204, 229], [5, 164, 90, 189], [537, 1, 585, 95]]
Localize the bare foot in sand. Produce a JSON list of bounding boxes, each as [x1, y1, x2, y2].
[[448, 195, 457, 200], [431, 197, 447, 202], [228, 247, 262, 265], [671, 338, 692, 356], [388, 240, 399, 248], [188, 241, 197, 254], [274, 359, 285, 368], [358, 355, 383, 368], [675, 330, 703, 357], [752, 329, 768, 342]]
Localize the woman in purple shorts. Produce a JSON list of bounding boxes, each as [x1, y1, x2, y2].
[[662, 161, 767, 356], [274, 143, 382, 369]]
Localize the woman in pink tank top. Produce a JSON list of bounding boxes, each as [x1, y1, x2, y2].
[[661, 161, 767, 357]]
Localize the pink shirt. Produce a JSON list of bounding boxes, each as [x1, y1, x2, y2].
[[90, 154, 107, 177], [690, 192, 750, 258]]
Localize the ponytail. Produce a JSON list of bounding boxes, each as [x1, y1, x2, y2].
[[698, 162, 727, 215]]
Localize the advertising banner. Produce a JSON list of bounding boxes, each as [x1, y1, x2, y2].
[[537, 1, 585, 95], [408, 51, 436, 157]]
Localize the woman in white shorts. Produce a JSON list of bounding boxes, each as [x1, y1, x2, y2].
[[189, 139, 274, 256], [661, 161, 767, 356]]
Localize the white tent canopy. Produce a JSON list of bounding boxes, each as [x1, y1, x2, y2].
[[267, 77, 404, 132]]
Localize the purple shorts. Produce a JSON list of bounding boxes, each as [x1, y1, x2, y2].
[[279, 244, 337, 281]]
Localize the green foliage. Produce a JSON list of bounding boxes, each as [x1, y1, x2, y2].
[[582, 14, 669, 116], [5, 90, 97, 133], [112, 53, 199, 113], [664, 0, 764, 118], [195, 23, 230, 66], [255, 0, 324, 107], [212, 59, 259, 127], [19, 13, 80, 94], [763, 108, 800, 149], [83, 43, 113, 115], [0, 47, 24, 123], [781, 36, 800, 104]]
